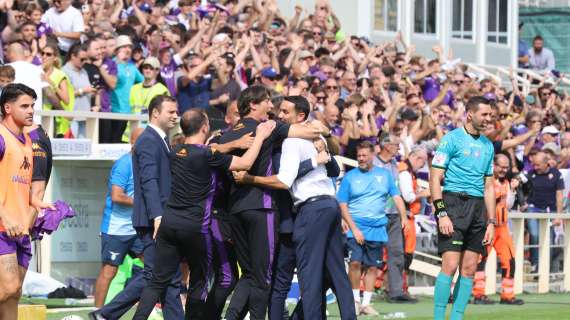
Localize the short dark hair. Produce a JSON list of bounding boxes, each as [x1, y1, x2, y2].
[[237, 85, 270, 118], [533, 35, 543, 42], [356, 140, 375, 152], [466, 96, 491, 113], [180, 109, 208, 136], [283, 95, 310, 121], [148, 95, 177, 119], [0, 83, 37, 116]]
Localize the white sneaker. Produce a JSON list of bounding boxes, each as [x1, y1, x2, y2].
[[354, 301, 361, 315], [360, 304, 379, 316]]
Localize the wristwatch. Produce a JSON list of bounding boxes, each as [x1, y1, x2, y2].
[[487, 219, 497, 226], [436, 211, 448, 219]]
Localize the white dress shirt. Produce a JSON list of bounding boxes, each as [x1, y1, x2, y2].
[[277, 138, 335, 205], [148, 123, 170, 151]]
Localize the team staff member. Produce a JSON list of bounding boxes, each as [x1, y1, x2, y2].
[[430, 96, 496, 320], [339, 141, 407, 316], [234, 96, 355, 320], [133, 110, 276, 319], [91, 95, 183, 320], [93, 128, 144, 308], [472, 154, 524, 305], [218, 86, 324, 319], [397, 147, 430, 294], [233, 96, 340, 320], [0, 84, 50, 320]]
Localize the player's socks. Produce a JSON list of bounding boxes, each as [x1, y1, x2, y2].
[[450, 276, 473, 320], [433, 272, 452, 320], [452, 275, 462, 302]]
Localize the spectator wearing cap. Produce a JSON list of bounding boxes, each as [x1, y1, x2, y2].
[[260, 67, 279, 90], [129, 57, 170, 116], [177, 51, 219, 114], [62, 43, 96, 138], [110, 35, 143, 143], [520, 150, 564, 272], [41, 0, 84, 55], [528, 35, 555, 72], [541, 125, 559, 146]]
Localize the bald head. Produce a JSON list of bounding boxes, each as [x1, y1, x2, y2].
[[180, 109, 208, 137], [6, 42, 26, 62], [131, 127, 144, 145]]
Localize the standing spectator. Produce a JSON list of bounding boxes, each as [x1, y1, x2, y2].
[[210, 54, 241, 113], [528, 35, 555, 72], [41, 0, 84, 55], [6, 42, 45, 118], [176, 53, 218, 114], [339, 141, 407, 316], [518, 23, 529, 69], [129, 57, 170, 115], [397, 146, 429, 293], [373, 134, 416, 303], [62, 43, 96, 138], [520, 151, 564, 271], [110, 35, 143, 143], [41, 41, 74, 137]]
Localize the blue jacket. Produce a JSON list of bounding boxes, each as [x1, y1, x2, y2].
[[132, 127, 171, 229]]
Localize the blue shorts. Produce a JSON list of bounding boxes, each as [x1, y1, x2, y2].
[[100, 233, 144, 266], [346, 238, 384, 268]]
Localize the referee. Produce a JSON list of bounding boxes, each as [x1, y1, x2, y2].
[[430, 96, 496, 320]]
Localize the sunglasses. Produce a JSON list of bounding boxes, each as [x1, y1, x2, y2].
[[316, 96, 327, 102], [41, 51, 54, 57], [454, 80, 464, 85], [326, 85, 338, 90]]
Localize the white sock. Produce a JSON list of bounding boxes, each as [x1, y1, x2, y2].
[[353, 289, 361, 302], [362, 291, 373, 306]]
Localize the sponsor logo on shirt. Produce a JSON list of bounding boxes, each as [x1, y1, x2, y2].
[[432, 151, 447, 167], [176, 148, 188, 157]]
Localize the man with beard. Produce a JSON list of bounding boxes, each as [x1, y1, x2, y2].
[[528, 35, 555, 72], [431, 96, 496, 320]]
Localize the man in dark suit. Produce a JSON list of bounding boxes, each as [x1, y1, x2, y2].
[[89, 95, 183, 320]]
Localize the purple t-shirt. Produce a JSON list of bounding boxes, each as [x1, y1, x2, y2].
[[100, 58, 118, 113], [422, 77, 440, 102], [161, 59, 178, 96]]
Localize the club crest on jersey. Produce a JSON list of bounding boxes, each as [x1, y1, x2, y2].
[[433, 152, 447, 166]]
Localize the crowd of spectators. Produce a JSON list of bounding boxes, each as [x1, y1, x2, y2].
[[0, 0, 567, 285]]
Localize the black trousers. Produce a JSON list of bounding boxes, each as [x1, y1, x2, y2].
[[225, 210, 276, 320], [133, 224, 212, 320], [109, 120, 127, 143], [293, 198, 356, 320], [99, 119, 114, 143]]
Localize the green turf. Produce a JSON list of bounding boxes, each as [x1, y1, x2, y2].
[[41, 293, 570, 319]]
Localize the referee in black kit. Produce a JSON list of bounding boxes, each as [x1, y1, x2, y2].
[[133, 109, 276, 319], [219, 86, 325, 319]]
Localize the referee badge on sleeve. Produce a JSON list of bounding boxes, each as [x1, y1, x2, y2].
[[432, 151, 447, 167]]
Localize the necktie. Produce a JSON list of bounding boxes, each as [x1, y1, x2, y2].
[[164, 136, 170, 151]]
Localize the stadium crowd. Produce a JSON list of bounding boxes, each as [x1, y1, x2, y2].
[[0, 0, 568, 318]]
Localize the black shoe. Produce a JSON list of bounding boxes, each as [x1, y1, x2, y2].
[[88, 310, 107, 320], [500, 298, 524, 305], [472, 295, 495, 305], [388, 294, 418, 304]]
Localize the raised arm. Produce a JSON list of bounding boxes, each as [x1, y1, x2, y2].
[[229, 121, 276, 171]]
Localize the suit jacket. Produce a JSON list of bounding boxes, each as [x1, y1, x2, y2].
[[132, 126, 171, 229]]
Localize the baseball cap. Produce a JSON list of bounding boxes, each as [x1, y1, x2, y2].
[[261, 67, 278, 79], [542, 142, 560, 156], [142, 57, 160, 69], [541, 125, 559, 135], [115, 35, 133, 50]]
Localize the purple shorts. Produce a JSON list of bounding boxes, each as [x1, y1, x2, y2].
[[0, 232, 32, 269]]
